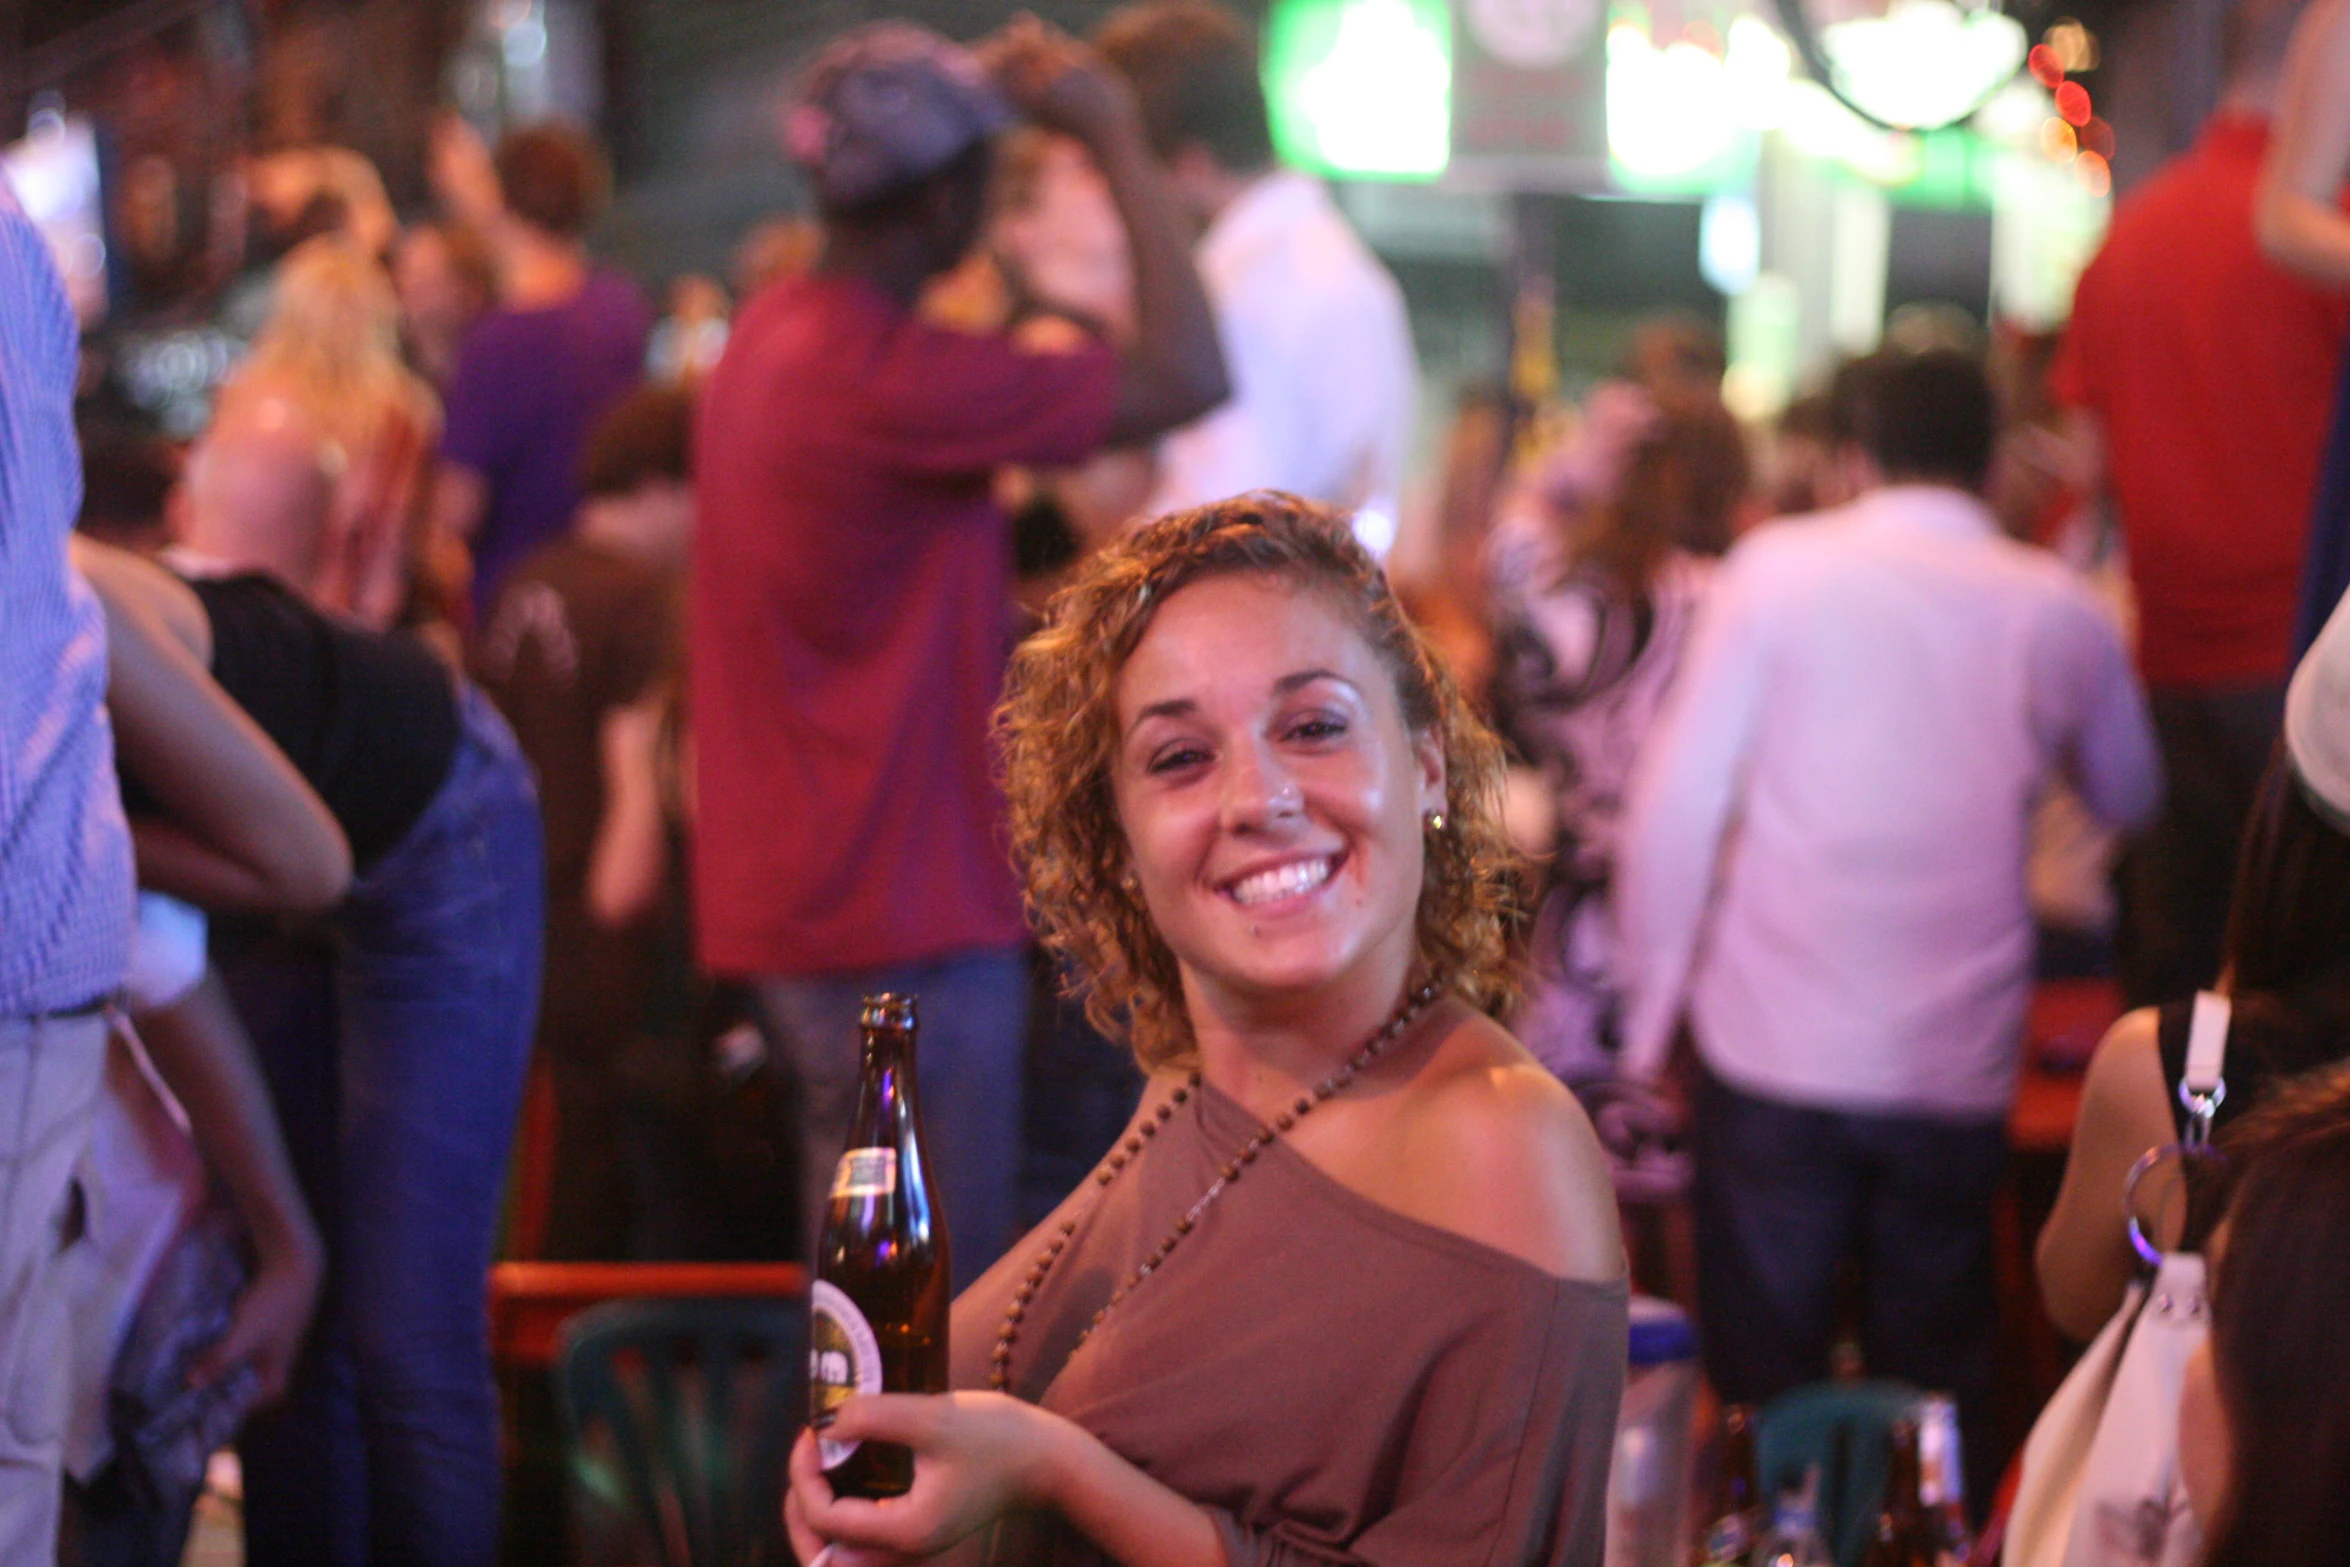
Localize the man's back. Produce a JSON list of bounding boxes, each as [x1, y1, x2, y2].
[[442, 270, 654, 620], [2054, 114, 2350, 689], [1150, 172, 1415, 533], [691, 272, 1118, 978], [1620, 486, 2157, 1116]]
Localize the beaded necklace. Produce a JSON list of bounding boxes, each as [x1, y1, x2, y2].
[[989, 978, 1445, 1392]]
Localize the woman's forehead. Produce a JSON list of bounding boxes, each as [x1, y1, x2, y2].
[[1114, 575, 1389, 708]]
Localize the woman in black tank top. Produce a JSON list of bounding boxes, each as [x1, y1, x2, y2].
[[100, 545, 542, 1567], [2038, 751, 2350, 1341]]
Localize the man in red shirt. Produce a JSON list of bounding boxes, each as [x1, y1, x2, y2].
[[2051, 0, 2349, 1005], [693, 20, 1225, 1278]]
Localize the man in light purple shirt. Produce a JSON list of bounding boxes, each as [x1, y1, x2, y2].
[[1616, 349, 2159, 1479], [0, 178, 135, 1559]]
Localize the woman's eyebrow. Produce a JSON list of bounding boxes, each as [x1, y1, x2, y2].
[[1274, 668, 1358, 697], [1127, 697, 1197, 737], [1125, 670, 1361, 739]]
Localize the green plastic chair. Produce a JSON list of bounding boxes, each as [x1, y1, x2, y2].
[[1754, 1379, 1924, 1567], [556, 1295, 808, 1567]]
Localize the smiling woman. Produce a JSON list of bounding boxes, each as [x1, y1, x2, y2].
[[783, 492, 1628, 1567], [999, 488, 1522, 1070]]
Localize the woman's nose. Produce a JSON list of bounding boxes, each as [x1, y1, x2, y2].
[[1221, 744, 1305, 833]]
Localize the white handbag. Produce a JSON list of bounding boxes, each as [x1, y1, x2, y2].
[[2004, 992, 2226, 1567]]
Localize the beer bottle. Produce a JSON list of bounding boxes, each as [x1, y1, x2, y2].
[[1694, 1404, 1763, 1566], [1861, 1419, 1927, 1567], [808, 994, 950, 1499], [1915, 1395, 1975, 1567]]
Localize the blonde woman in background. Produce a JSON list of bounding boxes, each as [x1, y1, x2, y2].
[[209, 236, 440, 629]]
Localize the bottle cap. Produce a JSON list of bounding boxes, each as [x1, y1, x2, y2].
[[1627, 1297, 1699, 1366], [861, 993, 918, 1031]]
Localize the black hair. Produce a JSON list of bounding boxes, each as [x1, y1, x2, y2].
[[1096, 0, 1275, 174], [2202, 1061, 2350, 1567], [1828, 348, 1997, 493], [76, 415, 178, 544], [816, 137, 994, 230]]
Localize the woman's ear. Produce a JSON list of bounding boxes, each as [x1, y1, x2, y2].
[[1414, 728, 1447, 819]]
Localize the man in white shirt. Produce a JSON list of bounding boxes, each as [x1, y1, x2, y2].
[[1098, 0, 1417, 551], [1615, 350, 2159, 1460]]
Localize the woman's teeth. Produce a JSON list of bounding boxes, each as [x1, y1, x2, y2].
[[1230, 857, 1333, 906]]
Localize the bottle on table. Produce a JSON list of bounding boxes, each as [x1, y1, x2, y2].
[[1915, 1394, 1974, 1567], [1747, 1466, 1833, 1567], [807, 993, 951, 1500], [1861, 1418, 1929, 1567], [1692, 1404, 1764, 1567]]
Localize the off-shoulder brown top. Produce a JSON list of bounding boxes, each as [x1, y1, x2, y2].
[[949, 1076, 1628, 1566]]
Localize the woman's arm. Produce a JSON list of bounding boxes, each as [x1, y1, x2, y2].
[[2256, 0, 2350, 289], [73, 536, 353, 912], [133, 971, 324, 1402], [2035, 1008, 2177, 1341], [586, 690, 671, 928], [784, 1394, 1227, 1567]]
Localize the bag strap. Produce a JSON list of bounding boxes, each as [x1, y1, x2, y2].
[[2180, 990, 2231, 1150]]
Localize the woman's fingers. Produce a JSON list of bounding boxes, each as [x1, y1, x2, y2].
[[789, 1420, 939, 1555], [817, 1392, 941, 1447], [783, 1487, 828, 1565]]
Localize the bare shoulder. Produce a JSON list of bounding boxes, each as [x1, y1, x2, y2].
[[69, 535, 210, 658], [2078, 1005, 2171, 1156], [1384, 1012, 1626, 1285]]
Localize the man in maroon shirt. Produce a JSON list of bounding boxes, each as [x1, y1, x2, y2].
[[693, 19, 1225, 1279], [2051, 0, 2350, 1006]]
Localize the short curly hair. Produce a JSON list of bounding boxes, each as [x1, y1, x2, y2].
[[996, 492, 1522, 1072]]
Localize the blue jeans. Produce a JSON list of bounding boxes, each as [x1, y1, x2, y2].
[[220, 688, 542, 1567], [753, 949, 1027, 1292], [1692, 1065, 2007, 1506]]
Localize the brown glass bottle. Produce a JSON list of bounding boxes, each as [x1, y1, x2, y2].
[[1861, 1418, 1928, 1567], [1694, 1404, 1763, 1565], [808, 994, 950, 1500]]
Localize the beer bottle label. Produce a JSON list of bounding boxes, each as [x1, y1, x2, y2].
[[831, 1147, 898, 1199], [808, 1280, 884, 1468]]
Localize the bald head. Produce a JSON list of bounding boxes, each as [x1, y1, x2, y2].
[[179, 396, 337, 591]]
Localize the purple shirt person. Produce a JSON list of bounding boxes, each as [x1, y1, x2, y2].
[[0, 175, 135, 1561], [441, 267, 652, 621], [429, 120, 652, 625]]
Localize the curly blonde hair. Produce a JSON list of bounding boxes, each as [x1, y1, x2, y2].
[[997, 492, 1523, 1072]]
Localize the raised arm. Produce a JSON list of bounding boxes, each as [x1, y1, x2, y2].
[[989, 19, 1229, 447], [72, 536, 352, 913], [2257, 0, 2350, 289]]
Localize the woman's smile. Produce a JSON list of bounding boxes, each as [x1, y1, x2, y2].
[[1220, 849, 1342, 909], [1111, 573, 1443, 1011]]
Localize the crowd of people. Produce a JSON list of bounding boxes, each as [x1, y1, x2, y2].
[[6, 0, 2350, 1563]]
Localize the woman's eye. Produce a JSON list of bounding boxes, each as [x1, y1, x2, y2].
[[1288, 716, 1348, 743], [1146, 744, 1210, 775]]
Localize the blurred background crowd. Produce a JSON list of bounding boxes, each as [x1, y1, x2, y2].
[[9, 0, 2350, 1560]]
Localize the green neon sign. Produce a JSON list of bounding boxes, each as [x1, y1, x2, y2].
[[1264, 0, 1453, 181]]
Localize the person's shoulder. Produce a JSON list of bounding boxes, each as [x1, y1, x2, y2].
[[2077, 1005, 2174, 1153], [1711, 505, 1851, 595], [1396, 1012, 1626, 1285]]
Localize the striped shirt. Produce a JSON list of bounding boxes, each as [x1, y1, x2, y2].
[[0, 177, 131, 1014]]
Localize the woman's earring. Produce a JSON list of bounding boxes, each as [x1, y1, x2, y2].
[[1423, 808, 1447, 834], [1120, 869, 1140, 894]]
